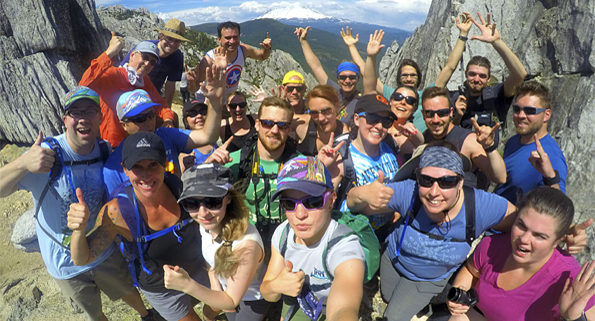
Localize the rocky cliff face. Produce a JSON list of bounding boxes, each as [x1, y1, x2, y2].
[[380, 0, 595, 259]]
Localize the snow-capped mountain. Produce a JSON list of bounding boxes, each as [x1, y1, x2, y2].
[[258, 7, 332, 20]]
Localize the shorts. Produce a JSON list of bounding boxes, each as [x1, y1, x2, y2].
[[54, 250, 137, 321]]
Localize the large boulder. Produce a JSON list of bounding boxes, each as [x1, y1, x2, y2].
[[379, 0, 595, 259]]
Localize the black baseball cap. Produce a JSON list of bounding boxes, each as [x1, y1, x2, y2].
[[355, 94, 397, 119], [178, 163, 233, 201], [121, 132, 166, 170]]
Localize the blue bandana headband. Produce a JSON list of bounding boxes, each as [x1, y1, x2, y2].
[[336, 62, 360, 77], [419, 146, 464, 176]]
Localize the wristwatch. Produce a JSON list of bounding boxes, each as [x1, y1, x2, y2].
[[542, 170, 561, 186]]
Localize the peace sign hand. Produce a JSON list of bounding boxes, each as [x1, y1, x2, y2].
[[317, 132, 345, 170], [471, 118, 500, 151], [528, 134, 556, 178]]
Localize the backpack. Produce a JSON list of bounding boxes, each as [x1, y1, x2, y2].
[[115, 174, 192, 287], [34, 137, 110, 249]]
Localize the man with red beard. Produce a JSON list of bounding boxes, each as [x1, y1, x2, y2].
[[421, 87, 506, 188], [494, 81, 567, 204]]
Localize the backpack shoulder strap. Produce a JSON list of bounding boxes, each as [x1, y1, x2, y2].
[[321, 223, 354, 281], [463, 185, 476, 245], [98, 139, 110, 163], [278, 223, 292, 256], [334, 140, 354, 209]]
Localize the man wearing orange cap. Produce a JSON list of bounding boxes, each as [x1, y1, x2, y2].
[[282, 70, 307, 114]]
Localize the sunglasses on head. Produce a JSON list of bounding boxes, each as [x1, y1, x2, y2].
[[422, 108, 450, 118], [308, 107, 334, 118], [140, 53, 158, 66], [467, 71, 488, 79], [279, 191, 331, 211], [259, 119, 291, 130], [512, 104, 547, 115], [286, 85, 305, 93], [228, 102, 247, 109], [400, 73, 418, 78], [358, 112, 395, 128], [125, 110, 155, 123], [180, 197, 225, 212], [416, 173, 461, 189], [391, 92, 417, 105], [338, 75, 358, 81]]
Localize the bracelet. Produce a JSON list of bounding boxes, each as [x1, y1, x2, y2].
[[459, 35, 468, 41], [484, 143, 497, 153], [562, 311, 587, 321], [542, 170, 561, 186]]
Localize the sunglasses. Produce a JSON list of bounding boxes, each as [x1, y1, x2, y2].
[[180, 197, 225, 212], [400, 73, 418, 78], [308, 107, 334, 118], [280, 191, 330, 211], [140, 53, 158, 66], [512, 104, 547, 115], [186, 108, 207, 117], [466, 71, 488, 79], [422, 108, 450, 118], [228, 102, 247, 109], [416, 173, 461, 189], [67, 108, 98, 118], [358, 112, 395, 128], [259, 119, 291, 130], [124, 110, 155, 123], [286, 86, 305, 93], [391, 92, 417, 105], [338, 75, 358, 81]]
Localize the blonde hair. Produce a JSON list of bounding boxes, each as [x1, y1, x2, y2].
[[213, 189, 250, 278]]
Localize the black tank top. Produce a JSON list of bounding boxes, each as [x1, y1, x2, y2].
[[297, 120, 347, 156], [223, 115, 256, 153]]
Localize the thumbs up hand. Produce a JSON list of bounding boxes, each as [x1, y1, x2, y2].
[[22, 131, 55, 173], [275, 260, 305, 297], [67, 188, 90, 231]]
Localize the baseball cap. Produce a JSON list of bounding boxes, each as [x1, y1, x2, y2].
[[63, 86, 100, 111], [178, 163, 233, 201], [355, 94, 397, 119], [134, 41, 160, 60], [183, 94, 207, 114], [282, 71, 305, 85], [156, 18, 190, 42], [121, 132, 166, 170], [271, 156, 333, 200], [116, 89, 160, 120]]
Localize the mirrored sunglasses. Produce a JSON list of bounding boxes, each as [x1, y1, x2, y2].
[[391, 92, 417, 105], [260, 119, 291, 130], [512, 104, 547, 115], [280, 191, 331, 211]]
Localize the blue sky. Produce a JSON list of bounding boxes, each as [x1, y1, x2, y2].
[[95, 0, 432, 31]]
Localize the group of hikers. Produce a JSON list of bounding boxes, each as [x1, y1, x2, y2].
[[1, 11, 595, 321]]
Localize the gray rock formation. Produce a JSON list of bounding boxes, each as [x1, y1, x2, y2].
[[10, 209, 39, 253], [0, 0, 109, 145], [379, 0, 595, 260]]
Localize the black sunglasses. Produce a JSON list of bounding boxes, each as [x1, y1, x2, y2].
[[512, 104, 547, 115], [125, 110, 155, 123], [338, 75, 358, 81], [416, 173, 461, 189], [186, 108, 207, 117], [286, 85, 305, 93], [308, 107, 334, 118], [259, 119, 291, 130], [180, 197, 225, 212], [358, 112, 394, 128], [228, 102, 247, 109], [279, 192, 330, 211], [391, 92, 417, 105], [422, 108, 450, 118]]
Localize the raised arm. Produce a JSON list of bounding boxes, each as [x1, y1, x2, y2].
[[469, 12, 527, 96], [295, 27, 328, 84], [0, 132, 54, 197], [242, 32, 272, 61], [326, 258, 364, 321], [435, 12, 473, 88], [363, 30, 385, 95]]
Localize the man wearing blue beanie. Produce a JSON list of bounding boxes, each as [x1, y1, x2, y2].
[[295, 27, 361, 125]]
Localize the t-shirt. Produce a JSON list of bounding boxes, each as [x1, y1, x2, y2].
[[103, 127, 191, 197], [200, 223, 265, 301], [495, 134, 567, 204], [271, 220, 365, 301], [327, 79, 359, 125], [18, 134, 115, 279], [385, 179, 508, 281], [120, 40, 184, 92], [383, 84, 428, 133], [473, 234, 595, 321], [339, 140, 400, 230]]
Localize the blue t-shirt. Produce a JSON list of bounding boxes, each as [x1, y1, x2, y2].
[[18, 134, 115, 279], [340, 140, 399, 229], [383, 84, 428, 133], [495, 134, 567, 204], [120, 40, 184, 92], [385, 179, 508, 281], [103, 127, 191, 197]]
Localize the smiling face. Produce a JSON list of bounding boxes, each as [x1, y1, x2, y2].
[[390, 87, 417, 124], [227, 94, 247, 122], [282, 190, 335, 246], [158, 34, 181, 57], [337, 70, 359, 93], [465, 65, 490, 94], [418, 167, 463, 218], [218, 27, 240, 53], [510, 206, 562, 267], [513, 94, 550, 139], [307, 97, 337, 133], [255, 105, 292, 153], [123, 159, 165, 199], [422, 96, 453, 139], [128, 51, 157, 77], [354, 111, 391, 147], [399, 65, 419, 88], [63, 99, 102, 154]]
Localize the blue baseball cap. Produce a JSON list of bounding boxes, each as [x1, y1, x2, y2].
[[116, 89, 160, 120], [134, 41, 160, 60]]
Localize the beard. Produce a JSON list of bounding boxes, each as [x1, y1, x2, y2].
[[258, 130, 286, 153]]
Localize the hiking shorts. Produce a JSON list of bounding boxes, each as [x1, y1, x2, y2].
[[54, 250, 137, 321]]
